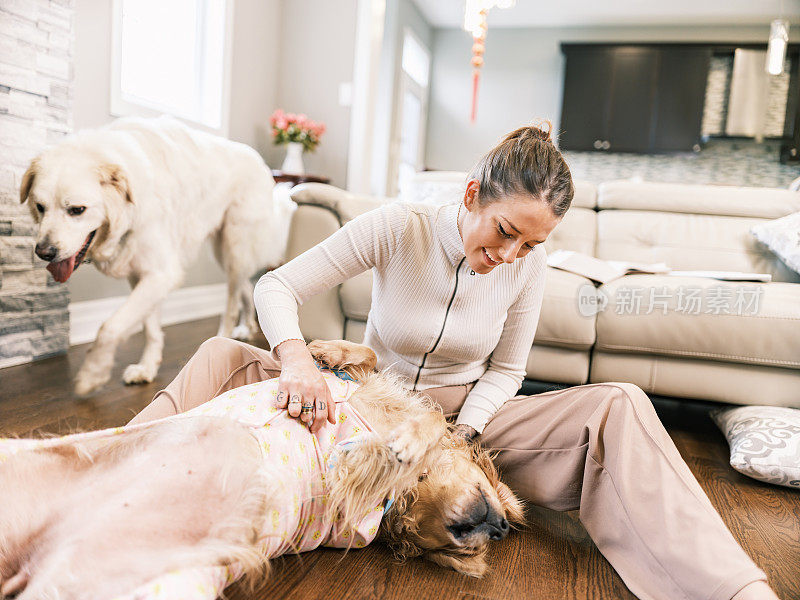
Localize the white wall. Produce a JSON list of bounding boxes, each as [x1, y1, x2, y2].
[[266, 0, 358, 188], [70, 0, 281, 302], [370, 0, 433, 195], [425, 24, 800, 172]]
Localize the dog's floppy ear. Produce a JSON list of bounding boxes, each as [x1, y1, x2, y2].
[[426, 550, 488, 578], [98, 163, 134, 204], [20, 157, 39, 203], [495, 481, 525, 526]]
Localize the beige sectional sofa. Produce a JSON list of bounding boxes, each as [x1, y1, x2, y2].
[[284, 180, 800, 408]]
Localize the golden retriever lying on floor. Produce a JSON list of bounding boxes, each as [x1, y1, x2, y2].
[[0, 340, 524, 599]]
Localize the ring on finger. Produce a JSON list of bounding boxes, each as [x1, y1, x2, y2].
[[288, 394, 301, 405], [301, 404, 314, 414]]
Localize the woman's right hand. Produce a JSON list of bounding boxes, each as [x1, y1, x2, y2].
[[275, 339, 336, 434]]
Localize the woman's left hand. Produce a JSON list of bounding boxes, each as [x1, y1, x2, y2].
[[452, 424, 478, 442]]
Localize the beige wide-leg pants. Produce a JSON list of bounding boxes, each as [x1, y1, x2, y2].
[[128, 337, 767, 600]]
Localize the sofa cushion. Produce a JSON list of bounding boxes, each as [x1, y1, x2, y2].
[[595, 210, 800, 284], [526, 345, 590, 384], [596, 275, 800, 369], [536, 267, 596, 350], [339, 270, 373, 321], [571, 181, 597, 209], [710, 405, 800, 489], [544, 207, 596, 256], [598, 180, 800, 219], [590, 351, 800, 406], [751, 211, 800, 276]]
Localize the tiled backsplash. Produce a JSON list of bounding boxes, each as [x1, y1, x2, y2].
[[701, 54, 791, 138], [563, 139, 799, 189]]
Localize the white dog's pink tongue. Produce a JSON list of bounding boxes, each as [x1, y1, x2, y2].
[[46, 254, 77, 283]]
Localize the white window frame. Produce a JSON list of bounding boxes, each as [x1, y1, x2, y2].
[[387, 27, 431, 196], [109, 0, 234, 136]]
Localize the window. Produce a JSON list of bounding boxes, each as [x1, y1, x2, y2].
[[111, 0, 232, 133], [389, 29, 431, 196], [401, 29, 430, 88]]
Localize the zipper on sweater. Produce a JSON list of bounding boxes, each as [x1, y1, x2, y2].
[[412, 257, 466, 390]]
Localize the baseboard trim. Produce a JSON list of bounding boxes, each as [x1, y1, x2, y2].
[[69, 283, 226, 346]]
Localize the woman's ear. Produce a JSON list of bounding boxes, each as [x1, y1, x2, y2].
[[463, 179, 480, 212]]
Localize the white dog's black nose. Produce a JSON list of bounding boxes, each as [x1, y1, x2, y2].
[[35, 243, 57, 262]]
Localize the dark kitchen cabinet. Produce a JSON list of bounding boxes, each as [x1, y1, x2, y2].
[[559, 44, 711, 153]]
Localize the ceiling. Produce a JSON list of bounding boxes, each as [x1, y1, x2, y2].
[[410, 0, 800, 28]]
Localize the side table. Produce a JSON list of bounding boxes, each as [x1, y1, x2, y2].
[[271, 171, 331, 186]]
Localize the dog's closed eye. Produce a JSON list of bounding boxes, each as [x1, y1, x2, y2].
[[36, 203, 45, 214], [67, 206, 86, 216]]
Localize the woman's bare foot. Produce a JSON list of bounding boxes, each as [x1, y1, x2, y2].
[[732, 580, 780, 600]]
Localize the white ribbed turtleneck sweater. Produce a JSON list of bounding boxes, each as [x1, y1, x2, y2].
[[254, 201, 547, 433]]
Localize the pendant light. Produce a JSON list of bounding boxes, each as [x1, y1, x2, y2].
[[766, 11, 789, 76]]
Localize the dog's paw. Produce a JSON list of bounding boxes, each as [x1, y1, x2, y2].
[[122, 363, 157, 385], [230, 324, 253, 341], [308, 340, 377, 372], [387, 424, 429, 466], [74, 368, 110, 396]]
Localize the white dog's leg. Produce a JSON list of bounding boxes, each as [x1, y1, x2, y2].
[[123, 306, 164, 385], [217, 276, 242, 339], [75, 273, 174, 396], [231, 279, 257, 341]]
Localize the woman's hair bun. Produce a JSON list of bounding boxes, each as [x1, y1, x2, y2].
[[502, 121, 553, 145], [469, 118, 573, 217]]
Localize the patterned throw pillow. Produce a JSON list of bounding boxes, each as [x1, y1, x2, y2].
[[750, 211, 800, 275], [710, 406, 800, 488]]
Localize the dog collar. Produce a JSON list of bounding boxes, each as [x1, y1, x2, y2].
[[314, 360, 356, 382]]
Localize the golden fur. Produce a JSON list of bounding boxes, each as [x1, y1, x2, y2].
[[0, 340, 524, 598]]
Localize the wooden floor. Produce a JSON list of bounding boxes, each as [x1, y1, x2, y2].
[[1, 317, 798, 600]]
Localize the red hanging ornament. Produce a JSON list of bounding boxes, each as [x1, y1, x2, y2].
[[470, 11, 487, 123]]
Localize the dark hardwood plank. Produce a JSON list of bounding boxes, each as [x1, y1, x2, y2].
[[0, 317, 797, 599]]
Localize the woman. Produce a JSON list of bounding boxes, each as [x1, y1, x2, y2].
[[130, 125, 778, 600]]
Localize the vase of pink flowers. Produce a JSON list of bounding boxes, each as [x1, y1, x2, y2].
[[270, 109, 326, 175]]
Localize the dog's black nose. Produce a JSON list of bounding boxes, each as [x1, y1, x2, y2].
[[487, 515, 509, 540], [35, 243, 57, 262]]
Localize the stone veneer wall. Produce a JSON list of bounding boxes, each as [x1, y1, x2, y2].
[[0, 0, 73, 368]]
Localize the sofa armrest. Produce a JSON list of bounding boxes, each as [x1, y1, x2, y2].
[[290, 183, 391, 223], [284, 203, 346, 341]]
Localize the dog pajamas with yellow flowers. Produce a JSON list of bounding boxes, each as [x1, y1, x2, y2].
[[0, 371, 391, 600]]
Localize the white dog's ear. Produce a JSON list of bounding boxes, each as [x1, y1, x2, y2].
[[20, 157, 39, 203], [98, 164, 134, 204]]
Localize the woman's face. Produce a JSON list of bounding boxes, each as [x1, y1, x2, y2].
[[458, 179, 562, 275]]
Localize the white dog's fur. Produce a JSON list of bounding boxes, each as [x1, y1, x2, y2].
[[19, 116, 294, 395]]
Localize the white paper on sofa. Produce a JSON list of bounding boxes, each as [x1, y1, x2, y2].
[[546, 250, 670, 284], [667, 271, 772, 282]]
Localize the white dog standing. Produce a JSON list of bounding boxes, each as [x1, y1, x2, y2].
[[19, 116, 295, 395]]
